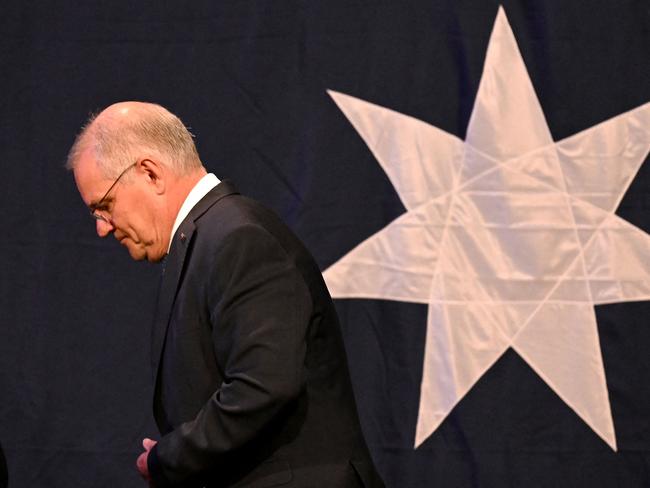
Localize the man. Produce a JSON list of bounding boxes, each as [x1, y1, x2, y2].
[[68, 102, 384, 487]]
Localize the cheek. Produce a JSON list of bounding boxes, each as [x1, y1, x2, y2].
[[117, 196, 152, 235], [128, 217, 152, 242], [133, 206, 162, 244]]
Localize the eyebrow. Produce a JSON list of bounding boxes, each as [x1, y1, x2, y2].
[[89, 196, 113, 211]]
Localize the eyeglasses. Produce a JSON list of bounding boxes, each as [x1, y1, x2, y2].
[[89, 162, 137, 223]]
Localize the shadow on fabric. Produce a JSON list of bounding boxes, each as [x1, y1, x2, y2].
[[0, 441, 7, 488]]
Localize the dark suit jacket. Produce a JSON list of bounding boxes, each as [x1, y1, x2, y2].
[[147, 181, 384, 488]]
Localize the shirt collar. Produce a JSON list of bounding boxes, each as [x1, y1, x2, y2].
[[168, 173, 220, 252]]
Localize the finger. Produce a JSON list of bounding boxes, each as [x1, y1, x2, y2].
[[142, 438, 154, 450]]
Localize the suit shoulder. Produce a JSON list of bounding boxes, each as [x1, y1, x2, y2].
[[196, 194, 293, 239]]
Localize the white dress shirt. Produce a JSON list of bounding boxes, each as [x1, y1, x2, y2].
[[168, 173, 220, 252]]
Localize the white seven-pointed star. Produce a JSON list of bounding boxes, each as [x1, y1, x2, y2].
[[323, 6, 650, 451]]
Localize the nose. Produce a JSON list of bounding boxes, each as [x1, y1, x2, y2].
[[96, 218, 114, 237]]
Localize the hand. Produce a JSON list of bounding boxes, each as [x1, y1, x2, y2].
[[136, 438, 157, 483]]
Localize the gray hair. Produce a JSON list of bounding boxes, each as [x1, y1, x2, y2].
[[66, 103, 203, 178]]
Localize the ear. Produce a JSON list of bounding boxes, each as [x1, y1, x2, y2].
[[138, 158, 166, 195]]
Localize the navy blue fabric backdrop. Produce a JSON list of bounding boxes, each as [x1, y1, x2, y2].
[[0, 1, 648, 486]]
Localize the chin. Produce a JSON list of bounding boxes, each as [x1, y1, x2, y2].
[[123, 240, 164, 262], [147, 253, 166, 263], [144, 247, 167, 263], [124, 243, 147, 261], [128, 250, 147, 261]]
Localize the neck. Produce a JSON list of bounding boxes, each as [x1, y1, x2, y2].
[[164, 168, 208, 233]]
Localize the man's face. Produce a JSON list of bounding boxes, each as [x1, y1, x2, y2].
[[73, 151, 169, 262]]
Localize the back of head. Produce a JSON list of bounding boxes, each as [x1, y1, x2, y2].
[[67, 102, 204, 178]]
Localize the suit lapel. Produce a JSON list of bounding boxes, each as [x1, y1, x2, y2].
[[150, 223, 194, 381], [150, 180, 240, 382]]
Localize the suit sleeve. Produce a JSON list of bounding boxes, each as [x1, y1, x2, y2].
[[149, 224, 312, 486]]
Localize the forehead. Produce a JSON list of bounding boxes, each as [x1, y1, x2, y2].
[[72, 149, 112, 206]]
